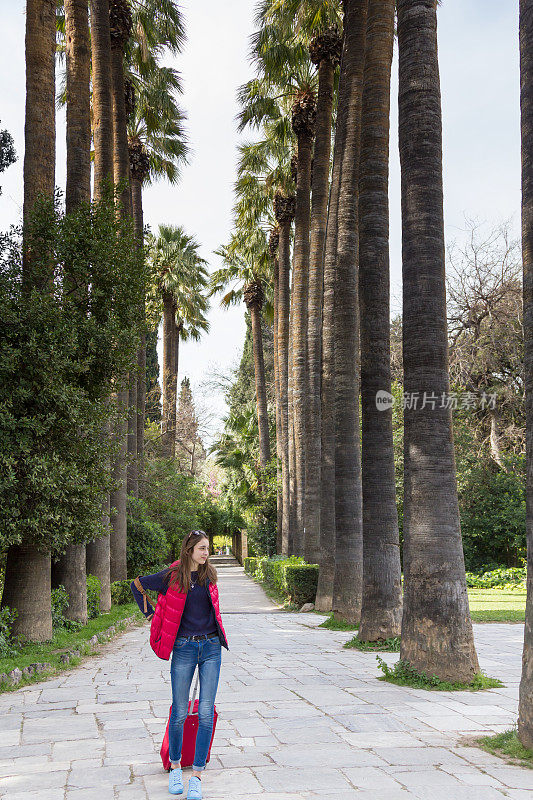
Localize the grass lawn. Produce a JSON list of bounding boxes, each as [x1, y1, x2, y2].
[[468, 588, 526, 623]]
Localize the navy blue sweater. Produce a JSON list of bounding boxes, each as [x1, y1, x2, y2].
[[130, 568, 218, 638]]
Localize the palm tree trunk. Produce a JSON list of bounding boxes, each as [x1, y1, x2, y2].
[[162, 292, 174, 457], [131, 176, 146, 477], [273, 255, 283, 552], [7, 0, 57, 641], [331, 0, 368, 623], [518, 0, 533, 750], [1, 544, 52, 642], [51, 545, 88, 624], [109, 24, 132, 579], [110, 381, 128, 581], [358, 0, 402, 642], [306, 35, 339, 567], [65, 0, 91, 213], [291, 100, 315, 555], [54, 0, 91, 624], [86, 0, 113, 611], [91, 0, 114, 197], [247, 296, 270, 469], [23, 0, 56, 230], [316, 53, 346, 612], [274, 201, 295, 557], [398, 0, 479, 682], [169, 310, 180, 459]]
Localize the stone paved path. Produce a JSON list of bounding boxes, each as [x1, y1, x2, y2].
[[0, 556, 531, 800]]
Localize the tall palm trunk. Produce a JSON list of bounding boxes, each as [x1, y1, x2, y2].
[[397, 0, 479, 682], [23, 0, 56, 232], [86, 0, 113, 611], [316, 41, 347, 612], [3, 0, 57, 641], [269, 229, 282, 551], [1, 545, 52, 642], [65, 0, 91, 213], [358, 0, 402, 641], [161, 292, 175, 457], [291, 91, 316, 554], [244, 282, 270, 469], [519, 0, 533, 750], [306, 28, 341, 567], [274, 195, 295, 557], [170, 308, 181, 458], [130, 143, 150, 483], [53, 0, 92, 625], [109, 0, 132, 580], [331, 0, 368, 623]]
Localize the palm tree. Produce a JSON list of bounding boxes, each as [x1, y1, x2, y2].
[[305, 25, 341, 567], [357, 0, 402, 641], [239, 9, 317, 553], [128, 65, 188, 473], [397, 0, 479, 681], [2, 0, 58, 642], [148, 225, 209, 458], [107, 0, 133, 581], [85, 0, 113, 611], [324, 0, 368, 623], [126, 0, 187, 476], [233, 124, 294, 545], [274, 193, 295, 555], [52, 0, 92, 625], [212, 232, 272, 470], [518, 0, 533, 750]]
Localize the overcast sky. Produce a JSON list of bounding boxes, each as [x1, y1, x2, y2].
[[0, 0, 521, 441]]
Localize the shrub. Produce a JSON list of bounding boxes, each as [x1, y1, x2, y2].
[[0, 606, 20, 657], [86, 574, 101, 619], [285, 564, 319, 605], [111, 579, 132, 606], [465, 566, 526, 589], [51, 585, 83, 631], [243, 557, 258, 575], [126, 496, 169, 578]]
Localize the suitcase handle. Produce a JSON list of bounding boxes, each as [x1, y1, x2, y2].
[[187, 666, 200, 717]]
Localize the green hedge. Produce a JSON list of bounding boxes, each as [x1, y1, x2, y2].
[[244, 555, 318, 605], [465, 566, 526, 589], [86, 575, 101, 619], [111, 579, 133, 606]]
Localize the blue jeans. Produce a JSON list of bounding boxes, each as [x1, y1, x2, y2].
[[169, 635, 222, 771]]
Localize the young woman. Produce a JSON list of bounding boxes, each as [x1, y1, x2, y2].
[[131, 531, 229, 799]]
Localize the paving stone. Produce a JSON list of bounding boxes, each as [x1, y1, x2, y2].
[[482, 766, 533, 789], [67, 765, 131, 788]]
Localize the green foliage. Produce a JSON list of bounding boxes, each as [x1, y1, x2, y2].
[[86, 575, 101, 620], [141, 448, 211, 556], [458, 454, 526, 571], [376, 656, 503, 691], [51, 586, 79, 631], [244, 556, 259, 574], [285, 563, 319, 605], [0, 606, 20, 657], [111, 580, 133, 606], [466, 566, 526, 589], [345, 636, 401, 652], [126, 496, 169, 578], [477, 728, 533, 768], [0, 193, 145, 555], [0, 123, 16, 195]]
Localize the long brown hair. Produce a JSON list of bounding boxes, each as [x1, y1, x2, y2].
[[164, 530, 218, 592]]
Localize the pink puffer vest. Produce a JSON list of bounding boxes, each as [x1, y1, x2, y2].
[[150, 560, 229, 660]]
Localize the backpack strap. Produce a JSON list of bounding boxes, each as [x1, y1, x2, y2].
[[133, 576, 155, 614]]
